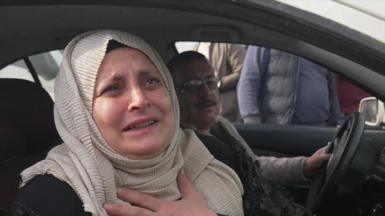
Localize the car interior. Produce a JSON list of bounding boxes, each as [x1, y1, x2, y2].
[[1, 1, 385, 215], [0, 79, 61, 211]]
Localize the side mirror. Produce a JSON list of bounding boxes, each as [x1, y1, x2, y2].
[[358, 97, 385, 126]]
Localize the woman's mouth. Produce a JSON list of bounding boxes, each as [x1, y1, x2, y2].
[[124, 120, 158, 131]]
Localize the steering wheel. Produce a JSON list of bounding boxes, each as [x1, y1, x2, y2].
[[306, 112, 365, 212]]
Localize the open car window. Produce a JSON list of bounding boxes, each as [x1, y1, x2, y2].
[[175, 41, 371, 127]]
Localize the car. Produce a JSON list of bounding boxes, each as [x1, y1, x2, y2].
[[0, 0, 384, 215]]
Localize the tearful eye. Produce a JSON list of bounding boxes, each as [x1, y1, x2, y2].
[[144, 77, 161, 89], [148, 78, 160, 85], [102, 83, 122, 95]]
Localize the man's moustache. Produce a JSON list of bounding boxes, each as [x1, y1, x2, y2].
[[195, 99, 217, 108]]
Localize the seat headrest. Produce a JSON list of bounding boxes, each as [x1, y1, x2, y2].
[[0, 79, 60, 155], [0, 126, 26, 162]]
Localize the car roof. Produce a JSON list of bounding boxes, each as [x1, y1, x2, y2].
[[1, 0, 385, 97], [274, 0, 385, 44]]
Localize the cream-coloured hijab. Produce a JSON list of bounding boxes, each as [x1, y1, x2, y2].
[[21, 30, 243, 216]]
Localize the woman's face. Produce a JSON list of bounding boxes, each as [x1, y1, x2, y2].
[[93, 47, 175, 159]]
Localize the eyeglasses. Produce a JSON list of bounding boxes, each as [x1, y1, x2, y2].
[[176, 77, 220, 94]]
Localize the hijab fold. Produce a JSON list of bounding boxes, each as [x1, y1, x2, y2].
[[21, 30, 243, 216]]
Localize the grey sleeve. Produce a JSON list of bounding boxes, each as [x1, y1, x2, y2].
[[237, 46, 270, 123], [256, 156, 308, 185]]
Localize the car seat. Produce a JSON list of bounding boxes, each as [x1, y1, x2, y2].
[[0, 79, 61, 211]]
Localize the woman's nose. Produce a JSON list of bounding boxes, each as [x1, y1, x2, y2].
[[127, 87, 148, 111]]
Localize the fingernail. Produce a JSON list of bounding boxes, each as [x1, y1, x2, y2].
[[103, 203, 112, 211], [116, 187, 123, 194]]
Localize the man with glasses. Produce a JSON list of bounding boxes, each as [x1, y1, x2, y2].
[[167, 51, 329, 186], [104, 51, 324, 215], [171, 58, 222, 134], [195, 42, 245, 122]]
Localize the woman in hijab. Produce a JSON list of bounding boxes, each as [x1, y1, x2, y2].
[[9, 30, 243, 216]]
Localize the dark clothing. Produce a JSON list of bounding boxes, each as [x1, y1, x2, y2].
[[196, 133, 240, 174], [7, 176, 228, 216], [293, 57, 332, 125], [7, 175, 89, 216], [6, 175, 225, 216], [197, 131, 310, 216]]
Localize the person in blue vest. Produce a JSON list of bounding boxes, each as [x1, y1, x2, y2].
[[238, 46, 344, 126]]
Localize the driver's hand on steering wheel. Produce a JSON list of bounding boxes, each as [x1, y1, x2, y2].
[[303, 146, 330, 178]]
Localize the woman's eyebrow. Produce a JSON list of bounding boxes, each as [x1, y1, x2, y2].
[[138, 69, 160, 78], [95, 74, 123, 88]]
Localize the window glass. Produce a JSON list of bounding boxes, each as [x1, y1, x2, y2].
[[30, 50, 62, 99], [175, 41, 198, 53], [0, 60, 34, 81], [0, 50, 62, 99]]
